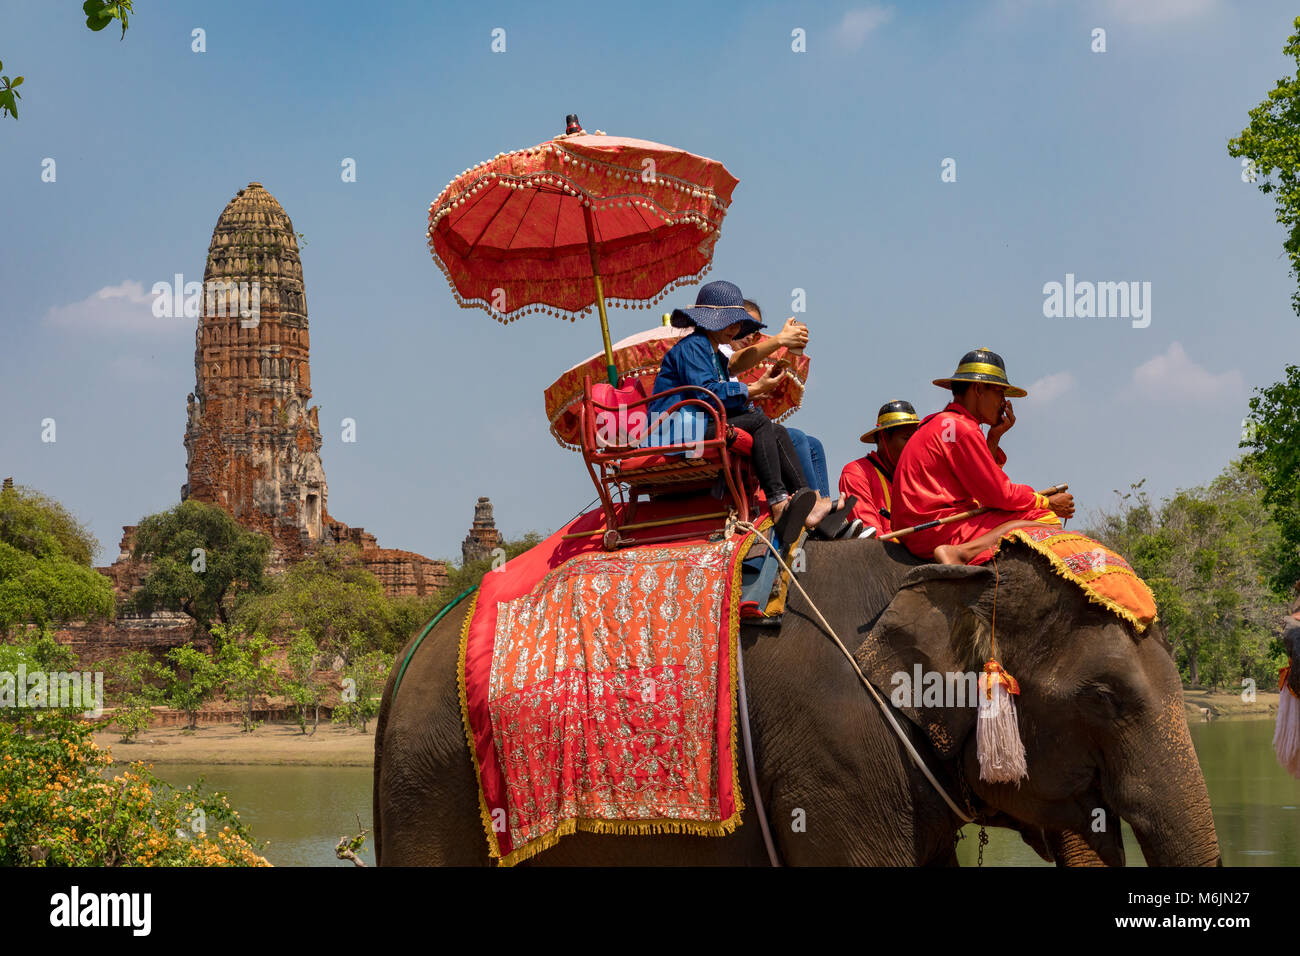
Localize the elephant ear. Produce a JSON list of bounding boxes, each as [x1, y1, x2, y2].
[[855, 563, 992, 759]]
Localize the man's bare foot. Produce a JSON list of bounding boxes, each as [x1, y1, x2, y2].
[[805, 495, 833, 528], [933, 544, 964, 565]]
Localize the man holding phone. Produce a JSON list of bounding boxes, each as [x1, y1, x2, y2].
[[891, 348, 1075, 565]]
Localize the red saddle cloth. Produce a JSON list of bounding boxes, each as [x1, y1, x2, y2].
[[458, 499, 764, 865]]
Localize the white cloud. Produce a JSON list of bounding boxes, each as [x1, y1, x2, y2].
[[835, 5, 892, 51], [1026, 370, 1075, 402], [1129, 342, 1243, 403], [1102, 0, 1217, 25], [44, 280, 186, 335]]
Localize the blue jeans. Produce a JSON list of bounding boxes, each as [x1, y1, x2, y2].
[[786, 428, 830, 497]]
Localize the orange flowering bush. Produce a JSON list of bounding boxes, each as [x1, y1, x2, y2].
[[0, 710, 269, 866]]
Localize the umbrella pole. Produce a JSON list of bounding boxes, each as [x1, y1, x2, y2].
[[583, 206, 619, 386]]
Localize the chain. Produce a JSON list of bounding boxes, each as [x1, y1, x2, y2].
[[977, 826, 989, 867]]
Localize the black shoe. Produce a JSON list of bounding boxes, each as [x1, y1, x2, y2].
[[772, 488, 817, 547]]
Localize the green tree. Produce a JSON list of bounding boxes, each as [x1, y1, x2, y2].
[[1242, 363, 1300, 593], [1091, 466, 1289, 688], [0, 484, 114, 637], [164, 643, 220, 731], [1228, 15, 1300, 316], [283, 630, 325, 735], [0, 483, 98, 566], [103, 650, 168, 743], [235, 544, 391, 664], [331, 650, 392, 734], [129, 500, 270, 637], [211, 625, 277, 733]]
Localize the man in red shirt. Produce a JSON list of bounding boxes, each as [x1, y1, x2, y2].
[[892, 348, 1075, 564], [838, 400, 920, 537]]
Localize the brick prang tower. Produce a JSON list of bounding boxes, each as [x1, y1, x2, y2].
[[182, 182, 326, 561]]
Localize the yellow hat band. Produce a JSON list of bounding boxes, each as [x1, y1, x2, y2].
[[954, 361, 1009, 379], [876, 411, 919, 427]]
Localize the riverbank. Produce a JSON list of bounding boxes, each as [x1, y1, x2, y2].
[[1182, 687, 1279, 722], [93, 722, 375, 767]]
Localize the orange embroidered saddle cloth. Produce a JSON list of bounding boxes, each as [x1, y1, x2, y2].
[[975, 525, 1158, 632], [459, 503, 756, 865]]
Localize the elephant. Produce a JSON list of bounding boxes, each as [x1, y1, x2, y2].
[[373, 536, 1221, 866]]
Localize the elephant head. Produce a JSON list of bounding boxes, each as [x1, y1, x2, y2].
[[856, 542, 1221, 867]]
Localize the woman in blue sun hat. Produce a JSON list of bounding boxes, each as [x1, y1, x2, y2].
[[649, 280, 857, 541]]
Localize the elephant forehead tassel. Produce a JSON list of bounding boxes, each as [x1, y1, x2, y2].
[[977, 659, 1028, 784], [1273, 664, 1300, 780]]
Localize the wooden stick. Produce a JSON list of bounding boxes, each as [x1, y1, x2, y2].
[[877, 484, 1068, 542]]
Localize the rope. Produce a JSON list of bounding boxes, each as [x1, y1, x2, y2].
[[735, 639, 781, 866], [735, 521, 975, 824]]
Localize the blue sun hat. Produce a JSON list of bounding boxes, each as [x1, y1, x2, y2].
[[670, 280, 766, 339]]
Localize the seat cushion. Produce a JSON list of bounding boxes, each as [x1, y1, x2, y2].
[[617, 446, 728, 472], [591, 379, 650, 446]]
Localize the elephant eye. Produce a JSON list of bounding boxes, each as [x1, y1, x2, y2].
[[1079, 680, 1134, 724]]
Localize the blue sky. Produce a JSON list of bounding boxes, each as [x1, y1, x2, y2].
[[2, 0, 1298, 563]]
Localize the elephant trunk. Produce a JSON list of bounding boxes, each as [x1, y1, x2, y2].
[[1046, 829, 1110, 867], [1108, 697, 1221, 867]]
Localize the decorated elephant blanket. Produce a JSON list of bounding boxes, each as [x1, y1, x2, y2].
[[975, 526, 1158, 632], [458, 500, 760, 865]]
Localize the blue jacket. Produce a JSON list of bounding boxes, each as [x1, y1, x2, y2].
[[648, 329, 750, 421]]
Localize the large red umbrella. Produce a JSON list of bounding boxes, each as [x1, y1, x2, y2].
[[543, 322, 812, 450], [426, 116, 739, 384]]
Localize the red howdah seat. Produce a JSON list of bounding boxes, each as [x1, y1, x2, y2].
[[578, 375, 758, 549]]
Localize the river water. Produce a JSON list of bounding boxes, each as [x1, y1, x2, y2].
[[152, 718, 1298, 867]]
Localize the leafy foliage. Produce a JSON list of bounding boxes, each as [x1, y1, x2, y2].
[[331, 650, 391, 733], [2, 3, 134, 121], [1090, 467, 1290, 688], [211, 625, 277, 733], [0, 484, 93, 565], [0, 485, 114, 636], [1241, 363, 1300, 593], [0, 61, 23, 119], [164, 643, 220, 731], [103, 651, 168, 743], [0, 710, 267, 866], [130, 500, 270, 635], [283, 630, 325, 735], [82, 0, 132, 37], [1228, 16, 1300, 316], [235, 544, 391, 663]]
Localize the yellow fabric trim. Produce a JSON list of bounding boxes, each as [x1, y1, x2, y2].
[[455, 594, 503, 861], [725, 529, 748, 834], [955, 361, 1009, 378], [498, 815, 744, 867], [1000, 529, 1157, 632]]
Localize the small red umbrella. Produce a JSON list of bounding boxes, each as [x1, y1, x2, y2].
[[427, 115, 739, 384], [543, 322, 812, 450]]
